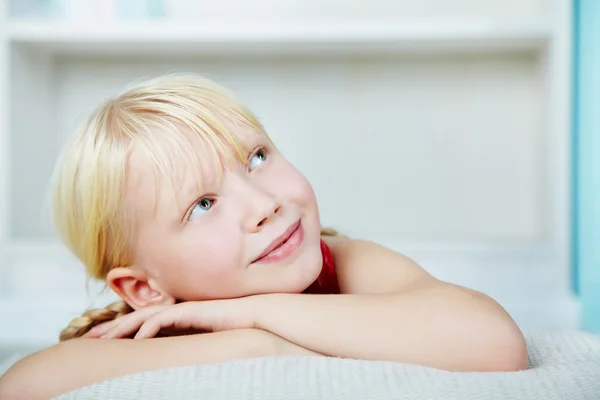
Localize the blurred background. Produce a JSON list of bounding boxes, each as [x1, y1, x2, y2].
[[0, 0, 597, 369]]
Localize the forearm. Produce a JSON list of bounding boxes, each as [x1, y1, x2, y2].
[[252, 282, 527, 371], [0, 329, 318, 400]]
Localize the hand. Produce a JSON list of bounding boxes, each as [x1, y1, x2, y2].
[[85, 304, 169, 339], [86, 299, 257, 340]]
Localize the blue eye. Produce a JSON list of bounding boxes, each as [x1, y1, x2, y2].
[[188, 197, 214, 221], [249, 148, 267, 171]]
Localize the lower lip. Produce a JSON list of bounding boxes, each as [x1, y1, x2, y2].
[[254, 221, 304, 264]]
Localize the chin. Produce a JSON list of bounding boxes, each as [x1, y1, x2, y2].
[[292, 239, 324, 291], [260, 245, 323, 295], [247, 215, 322, 294]]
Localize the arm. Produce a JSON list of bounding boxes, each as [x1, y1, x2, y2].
[[249, 238, 527, 372], [0, 329, 318, 400]]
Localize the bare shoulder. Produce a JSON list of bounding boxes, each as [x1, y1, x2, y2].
[[322, 236, 435, 294]]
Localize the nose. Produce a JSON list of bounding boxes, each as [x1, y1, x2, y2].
[[246, 197, 281, 232], [236, 179, 282, 232]]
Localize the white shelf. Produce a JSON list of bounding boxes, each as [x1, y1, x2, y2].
[[6, 17, 553, 56]]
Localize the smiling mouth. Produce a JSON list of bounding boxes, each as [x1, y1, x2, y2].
[[251, 220, 303, 264]]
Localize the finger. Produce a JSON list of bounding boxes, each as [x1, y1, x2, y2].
[[87, 321, 117, 338], [99, 306, 167, 339], [133, 317, 165, 339], [82, 329, 101, 338], [134, 308, 191, 339], [101, 315, 147, 339]]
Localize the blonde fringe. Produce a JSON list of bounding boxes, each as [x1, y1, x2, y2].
[[59, 227, 344, 341]]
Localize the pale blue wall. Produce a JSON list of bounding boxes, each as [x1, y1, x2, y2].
[[575, 0, 600, 333]]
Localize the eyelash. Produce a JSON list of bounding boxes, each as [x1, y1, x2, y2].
[[247, 145, 268, 171], [184, 145, 269, 222], [185, 195, 216, 222]]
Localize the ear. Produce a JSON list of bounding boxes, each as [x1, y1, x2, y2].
[[107, 267, 176, 310]]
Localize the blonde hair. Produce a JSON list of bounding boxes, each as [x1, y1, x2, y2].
[[54, 72, 340, 341]]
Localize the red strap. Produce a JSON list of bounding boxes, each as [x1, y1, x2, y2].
[[303, 239, 340, 294]]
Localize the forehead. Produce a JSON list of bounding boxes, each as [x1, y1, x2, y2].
[[124, 124, 265, 218]]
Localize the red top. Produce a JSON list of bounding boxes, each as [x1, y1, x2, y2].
[[303, 239, 340, 294]]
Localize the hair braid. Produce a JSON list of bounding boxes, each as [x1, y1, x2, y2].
[[59, 301, 133, 341]]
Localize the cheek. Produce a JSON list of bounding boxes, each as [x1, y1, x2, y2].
[[146, 227, 245, 300], [272, 163, 322, 241], [275, 162, 318, 209]]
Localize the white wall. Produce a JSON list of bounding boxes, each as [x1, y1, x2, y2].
[[0, 0, 576, 357], [11, 54, 544, 242]]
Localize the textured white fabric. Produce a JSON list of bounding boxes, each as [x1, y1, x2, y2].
[[54, 329, 600, 400]]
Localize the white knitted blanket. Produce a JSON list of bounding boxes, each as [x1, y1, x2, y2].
[[54, 329, 600, 400]]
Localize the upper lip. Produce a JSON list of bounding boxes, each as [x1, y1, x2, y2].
[[252, 220, 300, 263]]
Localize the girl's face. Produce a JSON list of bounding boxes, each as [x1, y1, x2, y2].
[[123, 124, 323, 302]]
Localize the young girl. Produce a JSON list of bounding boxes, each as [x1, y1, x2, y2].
[[0, 73, 527, 400]]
